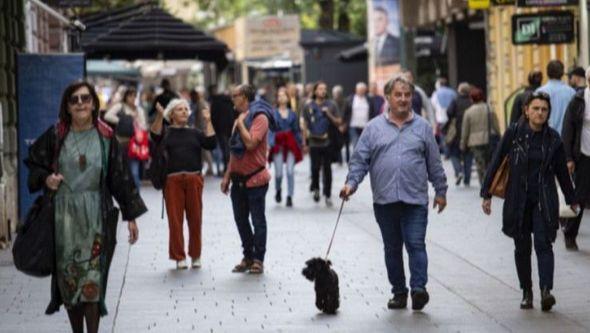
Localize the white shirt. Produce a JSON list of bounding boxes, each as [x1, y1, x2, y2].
[[350, 95, 370, 128], [581, 88, 590, 156]]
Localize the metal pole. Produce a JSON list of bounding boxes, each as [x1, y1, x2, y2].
[[580, 0, 589, 66]]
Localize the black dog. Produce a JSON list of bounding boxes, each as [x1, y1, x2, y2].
[[302, 258, 340, 314]]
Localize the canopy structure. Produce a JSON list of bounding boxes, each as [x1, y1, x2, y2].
[[86, 60, 140, 77], [78, 1, 228, 69]]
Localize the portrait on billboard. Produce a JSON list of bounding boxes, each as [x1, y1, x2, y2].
[[372, 4, 400, 66], [369, 0, 402, 92]]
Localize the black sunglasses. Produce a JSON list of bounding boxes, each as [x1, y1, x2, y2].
[[68, 93, 92, 105]]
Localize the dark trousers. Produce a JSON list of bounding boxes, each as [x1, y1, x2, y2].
[[373, 202, 429, 295], [310, 146, 332, 198], [561, 154, 590, 240], [230, 183, 268, 262], [217, 135, 230, 174], [560, 209, 584, 240], [514, 199, 554, 290]]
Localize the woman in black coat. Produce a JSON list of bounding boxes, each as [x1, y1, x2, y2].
[[25, 81, 147, 333], [480, 92, 578, 312]]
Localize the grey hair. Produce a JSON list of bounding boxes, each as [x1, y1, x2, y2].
[[355, 82, 367, 90], [164, 98, 191, 122], [383, 75, 415, 96], [332, 85, 343, 95], [457, 82, 471, 95]]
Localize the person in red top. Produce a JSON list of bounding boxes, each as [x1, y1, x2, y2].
[[221, 84, 273, 274]]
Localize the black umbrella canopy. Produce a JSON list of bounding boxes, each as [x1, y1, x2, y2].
[[79, 1, 228, 69]]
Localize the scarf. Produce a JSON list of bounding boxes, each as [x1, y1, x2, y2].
[[229, 99, 276, 158]]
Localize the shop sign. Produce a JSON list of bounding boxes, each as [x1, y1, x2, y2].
[[512, 11, 574, 45], [55, 0, 92, 7], [468, 0, 491, 9], [492, 0, 515, 5], [516, 0, 577, 6]]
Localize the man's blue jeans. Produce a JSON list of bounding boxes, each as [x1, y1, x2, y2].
[[373, 202, 429, 295], [230, 184, 269, 262]]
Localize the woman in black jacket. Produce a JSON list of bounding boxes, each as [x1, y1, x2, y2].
[[481, 92, 578, 312], [561, 68, 590, 250], [25, 81, 147, 332]]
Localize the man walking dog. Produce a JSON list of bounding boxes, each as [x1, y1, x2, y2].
[[340, 75, 448, 311]]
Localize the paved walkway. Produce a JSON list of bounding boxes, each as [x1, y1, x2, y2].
[[1, 158, 590, 332]]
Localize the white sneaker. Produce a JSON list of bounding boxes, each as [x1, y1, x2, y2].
[[176, 260, 188, 270], [191, 258, 201, 268]]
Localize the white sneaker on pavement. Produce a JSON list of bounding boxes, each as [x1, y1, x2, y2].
[[176, 260, 188, 270], [325, 197, 333, 207], [191, 258, 201, 268]]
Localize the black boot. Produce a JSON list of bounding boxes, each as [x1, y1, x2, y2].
[[387, 293, 407, 309], [520, 288, 533, 309], [411, 289, 430, 310], [313, 189, 320, 202], [275, 189, 282, 203], [286, 196, 293, 207], [541, 287, 556, 312], [564, 237, 579, 251]]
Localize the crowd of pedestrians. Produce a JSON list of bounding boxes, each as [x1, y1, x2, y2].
[[20, 59, 590, 331]]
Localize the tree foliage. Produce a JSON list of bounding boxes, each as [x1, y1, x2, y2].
[[189, 0, 367, 37]]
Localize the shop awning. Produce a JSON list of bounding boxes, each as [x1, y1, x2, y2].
[[86, 60, 140, 77], [77, 1, 228, 69]]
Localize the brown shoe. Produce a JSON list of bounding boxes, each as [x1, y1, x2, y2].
[[249, 260, 264, 274], [232, 258, 253, 273]]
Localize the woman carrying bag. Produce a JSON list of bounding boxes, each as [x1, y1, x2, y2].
[[480, 92, 578, 312], [24, 81, 147, 333], [104, 86, 148, 189]]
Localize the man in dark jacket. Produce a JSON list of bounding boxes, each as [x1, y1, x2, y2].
[[209, 85, 236, 175], [567, 66, 587, 93], [561, 68, 590, 250], [150, 79, 178, 123], [445, 82, 473, 186], [510, 70, 543, 124]]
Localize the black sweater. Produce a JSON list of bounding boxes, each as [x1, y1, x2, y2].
[[152, 127, 217, 174]]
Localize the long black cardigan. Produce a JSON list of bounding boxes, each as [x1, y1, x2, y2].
[[24, 121, 147, 316], [481, 121, 575, 241]]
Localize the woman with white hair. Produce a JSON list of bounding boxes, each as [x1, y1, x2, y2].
[[561, 66, 590, 251], [151, 98, 216, 269]]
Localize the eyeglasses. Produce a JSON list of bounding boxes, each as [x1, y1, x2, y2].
[[68, 93, 92, 105]]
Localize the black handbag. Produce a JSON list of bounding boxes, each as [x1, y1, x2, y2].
[[116, 110, 135, 138], [12, 192, 55, 277]]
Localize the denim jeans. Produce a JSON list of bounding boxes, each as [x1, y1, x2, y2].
[[230, 183, 269, 262], [128, 159, 141, 191], [449, 145, 473, 185], [373, 202, 429, 295], [514, 199, 554, 290], [273, 151, 296, 197]]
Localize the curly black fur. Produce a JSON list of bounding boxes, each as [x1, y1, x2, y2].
[[302, 257, 340, 314]]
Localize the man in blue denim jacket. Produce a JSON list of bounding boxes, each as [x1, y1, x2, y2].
[[340, 75, 448, 311]]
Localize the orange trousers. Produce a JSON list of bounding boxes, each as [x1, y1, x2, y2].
[[164, 173, 204, 260]]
